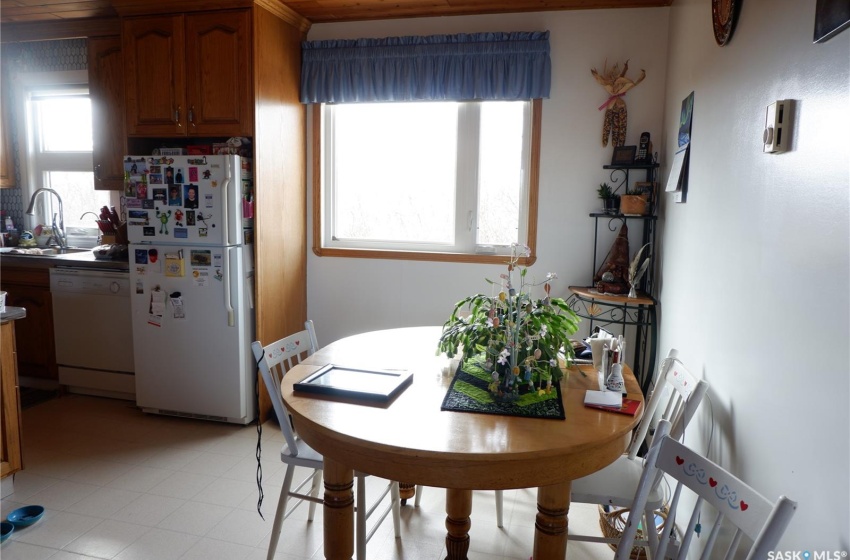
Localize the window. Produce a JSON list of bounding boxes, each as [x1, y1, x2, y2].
[[313, 99, 541, 264], [17, 70, 113, 246]]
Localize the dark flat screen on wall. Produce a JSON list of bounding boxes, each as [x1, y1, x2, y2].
[[814, 0, 850, 43]]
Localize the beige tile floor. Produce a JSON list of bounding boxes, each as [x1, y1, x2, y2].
[[1, 394, 615, 560]]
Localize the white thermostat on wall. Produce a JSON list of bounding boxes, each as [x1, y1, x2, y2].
[[763, 99, 790, 153]]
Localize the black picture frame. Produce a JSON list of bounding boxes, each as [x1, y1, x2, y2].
[[814, 0, 850, 43], [611, 145, 637, 166], [294, 364, 414, 402]]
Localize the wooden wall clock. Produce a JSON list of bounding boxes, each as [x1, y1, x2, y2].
[[712, 0, 741, 46]]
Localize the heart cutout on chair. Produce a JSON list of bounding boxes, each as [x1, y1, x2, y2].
[[709, 477, 717, 487], [676, 456, 684, 465], [740, 500, 749, 511]]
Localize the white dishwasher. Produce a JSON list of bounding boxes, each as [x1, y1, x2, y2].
[[50, 267, 135, 400]]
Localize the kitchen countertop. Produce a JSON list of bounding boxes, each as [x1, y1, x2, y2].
[[0, 250, 129, 271], [0, 306, 27, 323]]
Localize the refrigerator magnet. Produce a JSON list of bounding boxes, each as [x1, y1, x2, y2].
[[136, 279, 144, 294], [149, 174, 163, 185], [153, 188, 166, 202], [143, 226, 156, 236], [186, 211, 195, 226], [174, 228, 188, 239], [203, 170, 212, 180], [135, 249, 148, 264], [214, 268, 223, 282], [155, 209, 172, 234], [184, 185, 199, 208], [198, 228, 208, 237], [165, 166, 175, 185], [168, 186, 181, 206], [174, 210, 184, 227], [165, 253, 185, 277], [126, 198, 142, 208], [190, 250, 211, 267], [142, 199, 154, 209], [192, 269, 209, 287], [170, 295, 186, 320], [204, 194, 213, 208], [189, 167, 198, 182]]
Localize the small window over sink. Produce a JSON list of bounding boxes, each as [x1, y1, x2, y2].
[[16, 70, 118, 247]]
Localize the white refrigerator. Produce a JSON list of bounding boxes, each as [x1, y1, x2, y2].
[[126, 154, 256, 424]]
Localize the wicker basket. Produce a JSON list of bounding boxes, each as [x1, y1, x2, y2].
[[598, 505, 667, 560], [619, 194, 649, 215]]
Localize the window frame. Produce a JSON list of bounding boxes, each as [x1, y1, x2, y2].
[[311, 99, 542, 266], [15, 70, 117, 239]]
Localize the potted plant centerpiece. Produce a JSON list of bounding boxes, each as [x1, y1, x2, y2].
[[438, 244, 581, 399]]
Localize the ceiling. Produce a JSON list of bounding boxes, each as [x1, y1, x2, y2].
[[0, 0, 672, 25]]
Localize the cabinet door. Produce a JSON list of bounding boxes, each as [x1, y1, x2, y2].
[[123, 15, 187, 136], [1, 321, 23, 479], [88, 36, 127, 190], [1, 269, 56, 381], [185, 10, 253, 137], [0, 76, 15, 189]]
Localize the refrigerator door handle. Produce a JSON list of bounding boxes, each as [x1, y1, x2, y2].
[[223, 246, 235, 327], [222, 157, 233, 246]]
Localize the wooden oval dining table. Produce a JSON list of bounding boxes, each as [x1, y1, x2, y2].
[[280, 326, 644, 560]]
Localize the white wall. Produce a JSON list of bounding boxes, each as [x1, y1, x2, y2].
[[659, 0, 849, 553], [306, 9, 670, 346], [305, 3, 850, 552]]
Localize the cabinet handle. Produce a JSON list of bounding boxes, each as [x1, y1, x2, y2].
[[175, 105, 182, 127], [189, 106, 195, 127], [94, 164, 102, 182]]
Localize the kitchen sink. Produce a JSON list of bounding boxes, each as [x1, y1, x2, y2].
[[0, 247, 90, 257]]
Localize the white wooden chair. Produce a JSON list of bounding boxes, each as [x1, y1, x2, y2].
[[567, 349, 709, 552], [618, 419, 797, 559], [252, 320, 401, 560]]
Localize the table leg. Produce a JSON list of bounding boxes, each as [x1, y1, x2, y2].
[[444, 488, 472, 560], [533, 481, 571, 559], [323, 457, 354, 560]]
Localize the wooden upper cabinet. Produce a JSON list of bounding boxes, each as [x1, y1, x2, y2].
[[185, 10, 252, 136], [123, 15, 186, 136], [88, 36, 127, 190], [123, 10, 252, 138], [0, 105, 15, 189]]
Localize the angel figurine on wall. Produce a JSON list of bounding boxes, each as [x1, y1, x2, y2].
[[591, 60, 646, 147]]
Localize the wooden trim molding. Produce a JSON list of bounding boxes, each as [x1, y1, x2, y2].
[[310, 99, 543, 267], [0, 18, 120, 43]]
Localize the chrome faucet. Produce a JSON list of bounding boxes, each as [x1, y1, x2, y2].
[[25, 188, 66, 248]]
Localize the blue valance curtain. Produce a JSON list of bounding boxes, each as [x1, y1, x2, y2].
[[300, 31, 551, 103]]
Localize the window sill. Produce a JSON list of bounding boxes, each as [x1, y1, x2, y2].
[[313, 245, 537, 266]]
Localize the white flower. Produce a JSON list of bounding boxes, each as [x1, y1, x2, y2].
[[497, 348, 510, 365], [539, 324, 548, 337], [546, 272, 558, 280], [549, 359, 557, 367]]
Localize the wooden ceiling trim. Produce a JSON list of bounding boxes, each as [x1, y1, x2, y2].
[[1, 0, 673, 26], [0, 16, 120, 41]]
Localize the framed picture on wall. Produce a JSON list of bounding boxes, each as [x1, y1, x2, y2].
[[814, 0, 850, 43], [611, 145, 636, 166]]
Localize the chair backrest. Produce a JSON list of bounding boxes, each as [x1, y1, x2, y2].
[[251, 320, 319, 456], [617, 420, 797, 560], [626, 348, 709, 460]]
